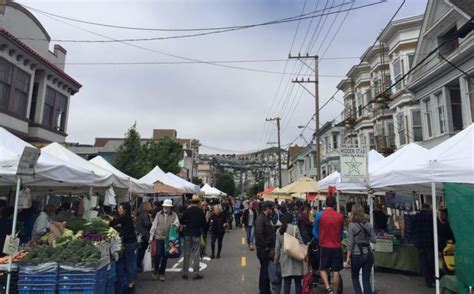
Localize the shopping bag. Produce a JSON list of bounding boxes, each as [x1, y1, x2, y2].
[[283, 226, 307, 261], [302, 256, 313, 294], [142, 247, 153, 272], [268, 261, 282, 285], [200, 234, 206, 248], [165, 226, 181, 259]]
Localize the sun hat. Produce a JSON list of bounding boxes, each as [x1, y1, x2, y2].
[[163, 199, 173, 207]]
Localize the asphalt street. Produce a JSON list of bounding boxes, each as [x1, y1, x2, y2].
[[136, 228, 434, 294]]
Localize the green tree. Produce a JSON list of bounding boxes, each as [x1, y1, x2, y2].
[[114, 123, 143, 179], [215, 172, 236, 196], [141, 137, 183, 175], [191, 177, 203, 187]]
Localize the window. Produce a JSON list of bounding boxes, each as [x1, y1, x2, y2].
[[43, 87, 68, 132], [369, 132, 375, 149], [359, 134, 366, 147], [372, 77, 380, 96], [10, 69, 30, 117], [412, 110, 423, 142], [332, 133, 338, 149], [393, 57, 402, 91], [435, 92, 446, 134], [0, 60, 12, 109], [449, 87, 463, 131], [423, 98, 433, 138], [388, 122, 396, 147], [397, 113, 406, 145], [0, 58, 31, 117], [407, 54, 415, 70], [438, 26, 459, 56]]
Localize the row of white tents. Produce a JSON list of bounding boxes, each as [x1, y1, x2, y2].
[[317, 123, 473, 294]]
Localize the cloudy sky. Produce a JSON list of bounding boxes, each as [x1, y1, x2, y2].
[[18, 0, 428, 154]]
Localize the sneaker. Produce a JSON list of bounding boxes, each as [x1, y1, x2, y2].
[[182, 275, 188, 280], [192, 275, 204, 280], [326, 288, 333, 294], [159, 275, 165, 282]]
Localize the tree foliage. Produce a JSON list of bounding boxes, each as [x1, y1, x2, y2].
[[215, 172, 236, 196], [114, 123, 143, 179], [114, 124, 184, 178]]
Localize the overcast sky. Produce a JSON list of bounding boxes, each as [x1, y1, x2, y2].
[[18, 0, 428, 154]]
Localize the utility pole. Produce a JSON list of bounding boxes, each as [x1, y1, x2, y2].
[[266, 117, 282, 188], [289, 53, 321, 180]]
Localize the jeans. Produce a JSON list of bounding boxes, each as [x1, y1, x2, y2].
[[211, 232, 224, 256], [235, 212, 242, 227], [183, 236, 201, 276], [283, 276, 302, 294], [201, 231, 208, 257], [137, 238, 149, 270], [351, 253, 374, 294], [418, 246, 435, 286], [246, 226, 255, 246], [257, 247, 271, 294], [153, 239, 168, 275], [123, 242, 138, 284]]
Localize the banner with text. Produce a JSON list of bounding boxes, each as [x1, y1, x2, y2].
[[340, 147, 367, 183]]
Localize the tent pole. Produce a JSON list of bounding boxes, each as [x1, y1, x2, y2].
[[369, 191, 375, 293], [6, 176, 21, 294], [432, 182, 440, 294], [336, 191, 340, 213]]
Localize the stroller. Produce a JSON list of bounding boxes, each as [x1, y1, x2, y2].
[[307, 238, 343, 294]]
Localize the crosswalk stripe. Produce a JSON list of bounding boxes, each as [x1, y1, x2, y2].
[[241, 256, 247, 267]]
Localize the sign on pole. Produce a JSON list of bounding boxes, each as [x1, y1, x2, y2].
[[17, 146, 40, 176], [340, 146, 367, 183]]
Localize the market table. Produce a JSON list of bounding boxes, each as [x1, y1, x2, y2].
[[440, 275, 457, 294], [374, 243, 421, 274]]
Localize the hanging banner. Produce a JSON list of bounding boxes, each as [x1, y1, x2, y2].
[[385, 191, 414, 212], [340, 147, 367, 183]]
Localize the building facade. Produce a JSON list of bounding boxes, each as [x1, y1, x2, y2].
[[0, 1, 81, 142], [319, 121, 343, 178], [408, 0, 473, 148]]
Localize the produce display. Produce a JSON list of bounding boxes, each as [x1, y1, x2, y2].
[[0, 251, 28, 264]]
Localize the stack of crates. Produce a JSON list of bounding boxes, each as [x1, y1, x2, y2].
[[57, 263, 108, 294], [105, 262, 116, 294], [18, 263, 58, 294]]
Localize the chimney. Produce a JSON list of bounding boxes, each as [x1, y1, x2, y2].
[[53, 44, 67, 70]]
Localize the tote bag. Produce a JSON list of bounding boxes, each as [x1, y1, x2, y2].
[[142, 247, 153, 272], [283, 225, 308, 261], [165, 226, 181, 259]]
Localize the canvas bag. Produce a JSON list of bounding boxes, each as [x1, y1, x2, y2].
[[283, 225, 308, 261], [165, 226, 181, 258], [142, 247, 153, 272]]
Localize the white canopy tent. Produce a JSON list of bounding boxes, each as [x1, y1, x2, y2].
[[201, 183, 226, 196], [89, 156, 154, 193], [42, 143, 119, 188], [139, 166, 186, 193], [0, 128, 95, 186], [166, 172, 200, 194]]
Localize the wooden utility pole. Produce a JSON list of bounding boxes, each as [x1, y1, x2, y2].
[[266, 117, 282, 188], [289, 53, 321, 180]]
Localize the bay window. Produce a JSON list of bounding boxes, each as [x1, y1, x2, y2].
[[43, 87, 68, 132]]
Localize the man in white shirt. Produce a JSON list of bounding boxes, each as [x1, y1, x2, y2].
[[32, 205, 56, 240]]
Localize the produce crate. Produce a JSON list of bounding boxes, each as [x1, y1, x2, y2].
[[18, 284, 56, 294], [57, 279, 107, 294], [105, 262, 116, 294], [58, 262, 108, 294]]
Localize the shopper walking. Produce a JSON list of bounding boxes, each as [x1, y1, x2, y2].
[[255, 202, 276, 294], [181, 195, 207, 280], [274, 213, 304, 294], [346, 204, 376, 294], [149, 199, 179, 282], [201, 201, 212, 257], [136, 202, 152, 272], [210, 206, 227, 258], [234, 197, 243, 228], [110, 202, 138, 292], [313, 196, 344, 294], [242, 203, 257, 250]]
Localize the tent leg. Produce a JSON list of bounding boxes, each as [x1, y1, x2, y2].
[[336, 191, 340, 213], [6, 176, 21, 294], [369, 192, 375, 293], [432, 182, 440, 294]]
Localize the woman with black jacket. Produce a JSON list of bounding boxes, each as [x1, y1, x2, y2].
[[110, 202, 138, 292], [209, 206, 227, 258], [242, 204, 257, 250]]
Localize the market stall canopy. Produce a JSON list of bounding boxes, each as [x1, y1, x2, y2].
[[139, 166, 185, 193], [42, 143, 118, 188], [0, 127, 94, 186], [153, 182, 184, 195], [201, 183, 226, 196], [89, 156, 154, 193], [278, 177, 319, 195], [257, 187, 275, 196], [166, 172, 200, 194]]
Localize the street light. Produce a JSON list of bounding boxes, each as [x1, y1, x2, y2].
[[297, 125, 316, 131]]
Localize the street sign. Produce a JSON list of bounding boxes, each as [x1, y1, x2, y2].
[[17, 147, 40, 176], [340, 146, 367, 183]]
